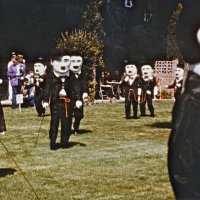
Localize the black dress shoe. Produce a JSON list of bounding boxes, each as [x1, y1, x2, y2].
[[38, 113, 44, 117], [140, 114, 146, 117], [150, 114, 155, 117], [74, 129, 79, 134], [61, 143, 68, 149], [50, 143, 59, 150], [50, 145, 57, 150], [71, 130, 78, 134]]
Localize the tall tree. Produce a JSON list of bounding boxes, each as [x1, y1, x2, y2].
[[166, 3, 184, 64], [56, 0, 105, 102], [82, 0, 105, 100], [82, 0, 105, 40]]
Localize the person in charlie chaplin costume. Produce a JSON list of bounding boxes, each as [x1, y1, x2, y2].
[[139, 64, 157, 117], [121, 64, 142, 119], [42, 52, 71, 150], [165, 65, 184, 100], [168, 27, 200, 199], [69, 55, 88, 134], [33, 57, 48, 116]]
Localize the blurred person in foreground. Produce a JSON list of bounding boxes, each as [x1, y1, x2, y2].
[[168, 27, 200, 199]]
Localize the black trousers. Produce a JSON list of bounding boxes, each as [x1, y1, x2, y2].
[[35, 93, 45, 116], [49, 102, 71, 146], [125, 97, 138, 118], [140, 94, 154, 116], [69, 100, 84, 132]]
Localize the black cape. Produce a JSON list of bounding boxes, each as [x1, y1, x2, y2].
[[168, 71, 200, 199]]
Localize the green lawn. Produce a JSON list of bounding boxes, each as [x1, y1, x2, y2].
[[0, 100, 175, 200]]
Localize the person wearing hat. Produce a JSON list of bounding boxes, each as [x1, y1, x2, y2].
[[139, 64, 156, 117], [121, 64, 142, 119], [42, 53, 71, 150], [68, 55, 88, 134], [33, 57, 48, 116]]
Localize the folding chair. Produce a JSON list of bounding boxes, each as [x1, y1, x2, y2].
[[99, 84, 110, 103]]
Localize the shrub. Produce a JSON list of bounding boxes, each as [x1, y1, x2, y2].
[[160, 89, 173, 99]]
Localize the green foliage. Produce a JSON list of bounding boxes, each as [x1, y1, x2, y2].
[[56, 0, 105, 102], [81, 0, 105, 102], [161, 89, 173, 99], [88, 80, 97, 102], [56, 30, 104, 70], [82, 0, 105, 39], [56, 30, 104, 102], [166, 3, 184, 63]]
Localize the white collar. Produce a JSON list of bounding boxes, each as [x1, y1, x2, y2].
[[53, 71, 69, 78], [74, 71, 81, 75], [176, 77, 183, 82], [130, 74, 137, 79]]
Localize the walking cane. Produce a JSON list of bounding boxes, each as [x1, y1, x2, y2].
[[0, 137, 40, 199], [34, 102, 49, 147], [34, 114, 45, 148]]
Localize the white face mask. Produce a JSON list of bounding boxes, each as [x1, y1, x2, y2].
[[141, 65, 152, 77], [69, 56, 83, 73], [125, 64, 137, 76], [51, 55, 71, 77], [34, 63, 47, 76], [175, 67, 184, 79]]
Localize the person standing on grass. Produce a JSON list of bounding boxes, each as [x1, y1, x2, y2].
[[42, 53, 71, 150], [33, 57, 48, 117], [121, 64, 142, 119], [0, 78, 6, 135], [7, 52, 17, 100], [69, 55, 88, 134], [7, 56, 26, 109], [139, 65, 156, 117]]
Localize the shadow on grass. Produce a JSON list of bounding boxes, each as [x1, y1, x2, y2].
[[147, 122, 172, 129], [68, 141, 86, 148], [37, 114, 51, 117], [0, 168, 17, 178], [51, 142, 87, 150], [75, 129, 93, 134]]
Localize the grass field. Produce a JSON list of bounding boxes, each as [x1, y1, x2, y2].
[[0, 100, 175, 200]]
